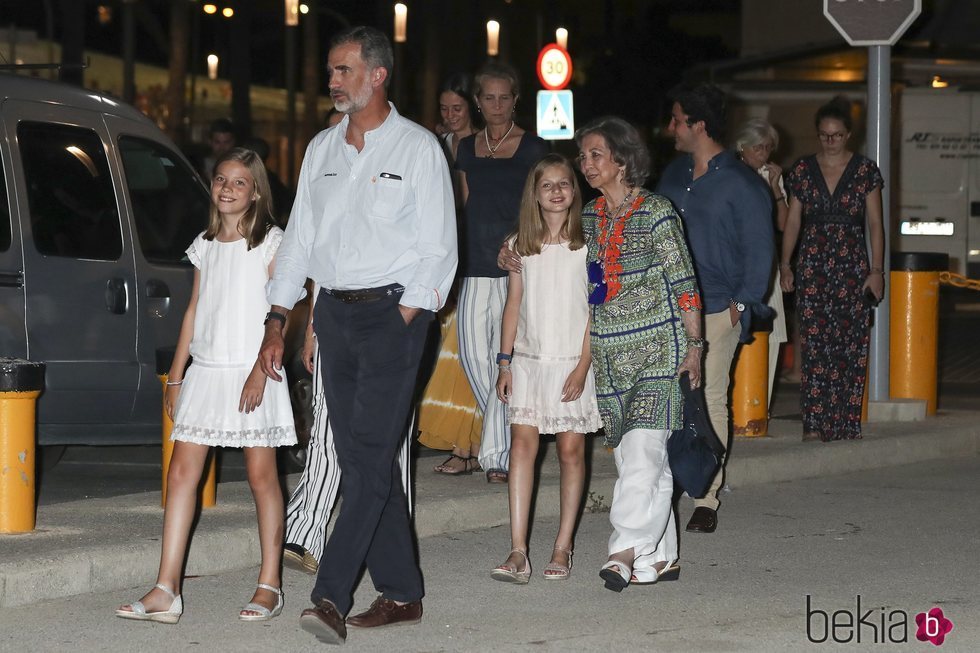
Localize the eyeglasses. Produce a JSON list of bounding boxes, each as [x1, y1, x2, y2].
[[818, 131, 847, 142]]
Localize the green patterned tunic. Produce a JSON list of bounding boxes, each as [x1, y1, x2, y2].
[[584, 191, 700, 447]]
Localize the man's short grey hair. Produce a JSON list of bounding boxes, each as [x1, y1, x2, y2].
[[734, 118, 779, 152], [331, 26, 393, 88]]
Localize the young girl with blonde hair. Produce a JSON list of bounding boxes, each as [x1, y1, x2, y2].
[[492, 153, 601, 583], [116, 148, 296, 623]]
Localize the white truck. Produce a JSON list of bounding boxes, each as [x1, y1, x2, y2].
[[898, 87, 980, 277]]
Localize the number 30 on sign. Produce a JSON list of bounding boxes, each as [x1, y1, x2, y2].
[[537, 44, 573, 91]]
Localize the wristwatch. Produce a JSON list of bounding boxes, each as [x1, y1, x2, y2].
[[731, 299, 746, 312], [264, 310, 287, 326]]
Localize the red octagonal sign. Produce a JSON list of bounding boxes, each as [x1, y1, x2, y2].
[[824, 0, 922, 46]]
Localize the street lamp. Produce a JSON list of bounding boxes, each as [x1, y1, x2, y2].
[[207, 54, 219, 80], [393, 3, 407, 43], [285, 0, 299, 26], [203, 3, 217, 15], [486, 20, 500, 57], [556, 27, 568, 51]]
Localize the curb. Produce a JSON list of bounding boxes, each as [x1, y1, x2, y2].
[[1, 413, 978, 609]]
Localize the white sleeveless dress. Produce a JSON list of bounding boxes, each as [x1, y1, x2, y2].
[[171, 228, 297, 448], [508, 241, 601, 435]]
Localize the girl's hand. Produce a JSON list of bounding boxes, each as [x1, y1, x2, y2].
[[861, 271, 885, 302], [302, 328, 316, 375], [497, 242, 521, 273], [240, 368, 268, 414], [677, 347, 703, 389], [561, 366, 588, 403], [165, 384, 181, 421], [495, 367, 512, 404], [780, 266, 794, 292]]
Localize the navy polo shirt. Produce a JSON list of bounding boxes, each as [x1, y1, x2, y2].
[[657, 150, 774, 314]]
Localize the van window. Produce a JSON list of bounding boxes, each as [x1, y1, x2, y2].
[[18, 122, 122, 260], [119, 136, 210, 264], [1, 151, 10, 252]]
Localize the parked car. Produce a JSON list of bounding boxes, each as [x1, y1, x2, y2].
[[0, 75, 311, 466]]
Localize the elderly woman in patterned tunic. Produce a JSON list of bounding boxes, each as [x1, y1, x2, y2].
[[576, 117, 704, 592]]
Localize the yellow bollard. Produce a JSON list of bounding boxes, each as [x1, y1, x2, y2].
[[889, 252, 947, 415], [732, 331, 769, 437], [0, 359, 45, 533], [159, 374, 216, 508]]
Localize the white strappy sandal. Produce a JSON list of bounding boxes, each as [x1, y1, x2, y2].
[[490, 549, 531, 584], [599, 559, 632, 593], [115, 583, 183, 624], [239, 583, 284, 622]]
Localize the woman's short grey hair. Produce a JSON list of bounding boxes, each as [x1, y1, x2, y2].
[[734, 118, 779, 152], [574, 116, 650, 187], [330, 26, 393, 88]]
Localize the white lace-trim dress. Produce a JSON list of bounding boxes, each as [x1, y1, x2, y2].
[[171, 228, 297, 448], [508, 241, 602, 435]]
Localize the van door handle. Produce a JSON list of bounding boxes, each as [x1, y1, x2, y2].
[[145, 279, 171, 318], [105, 278, 129, 314], [0, 269, 24, 288]]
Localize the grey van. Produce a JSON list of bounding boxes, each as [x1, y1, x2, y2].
[[1, 75, 209, 446]]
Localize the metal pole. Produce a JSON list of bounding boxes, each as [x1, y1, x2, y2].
[[122, 0, 136, 104], [285, 24, 297, 185], [867, 45, 891, 402]]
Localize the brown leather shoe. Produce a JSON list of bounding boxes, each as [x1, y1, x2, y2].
[[685, 507, 718, 533], [300, 599, 347, 645], [346, 595, 422, 629]]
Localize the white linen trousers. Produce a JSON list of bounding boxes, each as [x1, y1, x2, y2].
[[608, 428, 678, 573]]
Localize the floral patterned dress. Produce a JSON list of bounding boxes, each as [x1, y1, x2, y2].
[[786, 154, 883, 441], [583, 191, 701, 447]]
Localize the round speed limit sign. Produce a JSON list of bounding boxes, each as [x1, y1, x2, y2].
[[536, 44, 572, 90]]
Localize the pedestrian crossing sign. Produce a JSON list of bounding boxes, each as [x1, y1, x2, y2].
[[536, 90, 574, 141]]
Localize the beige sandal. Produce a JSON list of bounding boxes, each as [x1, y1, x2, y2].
[[542, 546, 573, 580], [491, 548, 530, 584]]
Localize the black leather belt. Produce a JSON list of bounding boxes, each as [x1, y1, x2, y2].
[[323, 284, 404, 304]]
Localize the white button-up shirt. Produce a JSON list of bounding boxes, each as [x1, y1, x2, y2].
[[268, 103, 457, 312]]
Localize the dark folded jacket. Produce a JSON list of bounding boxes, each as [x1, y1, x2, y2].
[[668, 372, 726, 498]]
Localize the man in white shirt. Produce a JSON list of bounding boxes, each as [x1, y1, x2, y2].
[[259, 26, 456, 645]]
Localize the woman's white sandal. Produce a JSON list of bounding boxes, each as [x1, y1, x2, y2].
[[599, 559, 632, 592], [542, 546, 573, 581], [490, 548, 531, 584], [239, 583, 284, 621], [115, 583, 183, 624]]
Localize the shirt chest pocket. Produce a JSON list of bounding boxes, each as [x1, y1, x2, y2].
[[371, 175, 407, 221]]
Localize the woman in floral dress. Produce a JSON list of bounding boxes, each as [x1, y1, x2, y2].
[[780, 96, 885, 442]]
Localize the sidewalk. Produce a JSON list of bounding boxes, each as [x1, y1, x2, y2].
[[1, 394, 978, 609]]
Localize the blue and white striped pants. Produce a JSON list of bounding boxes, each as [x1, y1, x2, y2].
[[457, 276, 510, 473]]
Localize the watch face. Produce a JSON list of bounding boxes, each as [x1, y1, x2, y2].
[[735, 302, 746, 312]]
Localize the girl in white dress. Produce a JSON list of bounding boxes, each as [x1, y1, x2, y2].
[[492, 154, 601, 584], [117, 148, 296, 624]]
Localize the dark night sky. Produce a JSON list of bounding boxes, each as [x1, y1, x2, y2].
[[1, 0, 740, 141]]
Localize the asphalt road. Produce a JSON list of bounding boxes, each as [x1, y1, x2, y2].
[[3, 456, 977, 652]]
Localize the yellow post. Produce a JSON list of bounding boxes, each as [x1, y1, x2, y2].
[[159, 373, 216, 508], [0, 359, 45, 533], [889, 252, 947, 415], [732, 332, 769, 437]]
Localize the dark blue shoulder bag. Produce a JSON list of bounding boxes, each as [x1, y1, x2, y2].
[[668, 372, 725, 498]]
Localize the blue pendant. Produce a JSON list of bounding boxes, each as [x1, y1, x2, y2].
[[588, 282, 607, 305], [587, 260, 603, 284]]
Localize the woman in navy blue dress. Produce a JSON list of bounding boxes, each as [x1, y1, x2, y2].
[[780, 97, 884, 442]]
